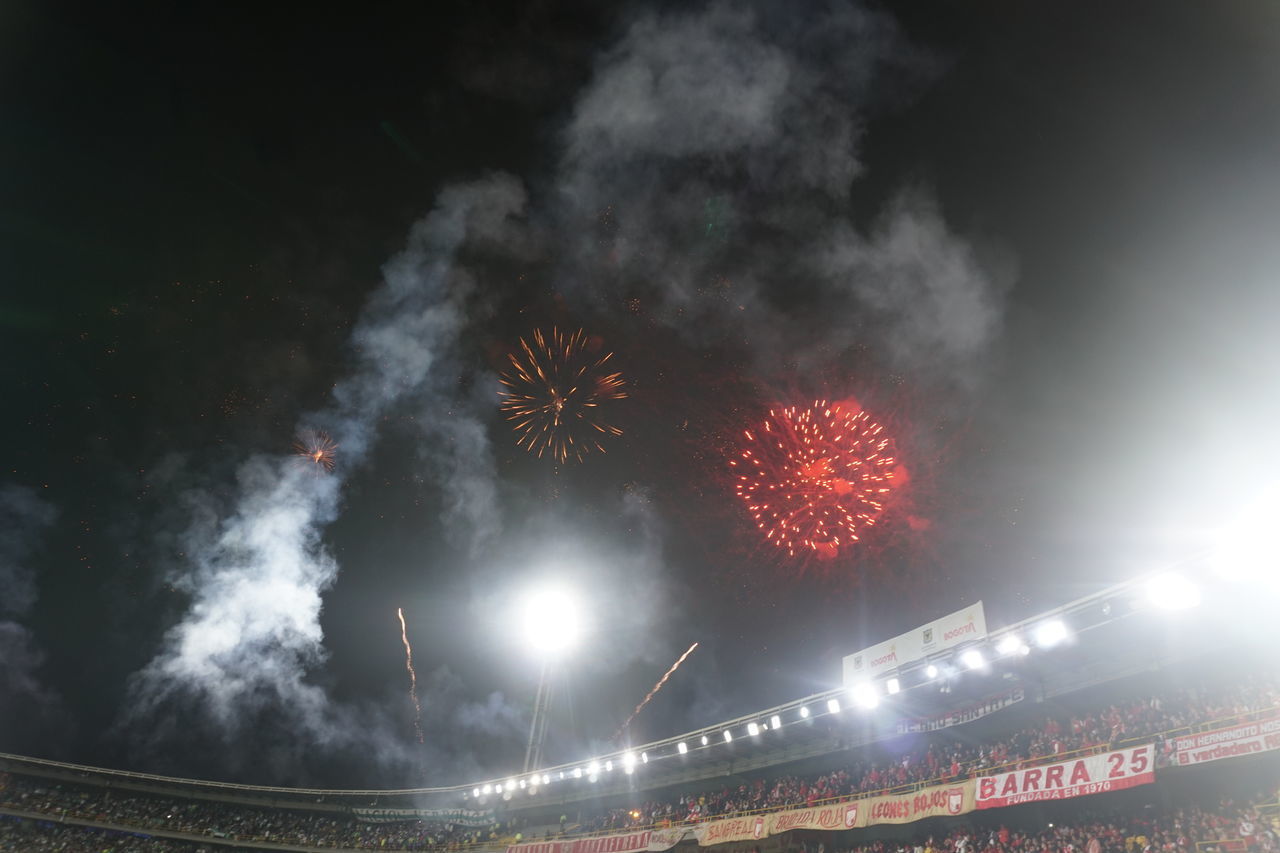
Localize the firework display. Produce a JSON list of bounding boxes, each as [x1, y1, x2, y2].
[[614, 641, 699, 740], [397, 607, 424, 745], [730, 399, 902, 559], [293, 430, 338, 472], [498, 327, 626, 463]]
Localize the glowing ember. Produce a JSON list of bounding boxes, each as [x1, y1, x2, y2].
[[730, 399, 901, 560], [498, 327, 626, 464], [397, 607, 424, 744], [292, 430, 338, 472]]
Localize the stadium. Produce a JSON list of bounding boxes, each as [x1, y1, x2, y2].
[[5, 2, 1280, 853], [3, 565, 1278, 851]]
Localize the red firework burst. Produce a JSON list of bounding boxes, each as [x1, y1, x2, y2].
[[729, 399, 905, 560], [293, 430, 338, 472]]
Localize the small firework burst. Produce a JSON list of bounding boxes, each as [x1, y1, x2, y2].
[[729, 399, 903, 560], [498, 327, 626, 464], [293, 430, 338, 472]]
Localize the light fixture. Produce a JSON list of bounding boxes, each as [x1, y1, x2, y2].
[[996, 635, 1023, 656], [850, 682, 880, 709], [1145, 572, 1202, 611], [701, 735, 709, 746], [641, 752, 648, 763], [771, 714, 782, 729], [482, 784, 492, 795], [1034, 619, 1069, 648], [748, 722, 760, 737], [925, 664, 939, 679], [799, 706, 810, 719], [723, 730, 733, 742], [473, 787, 480, 797], [961, 649, 986, 670], [827, 697, 841, 714], [572, 768, 582, 779], [886, 678, 901, 695], [678, 742, 688, 754]]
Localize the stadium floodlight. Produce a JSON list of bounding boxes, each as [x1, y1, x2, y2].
[[572, 767, 582, 779], [827, 697, 841, 714], [604, 759, 613, 772], [771, 714, 782, 729], [623, 752, 637, 770], [543, 774, 550, 785], [996, 635, 1023, 656], [506, 779, 516, 791], [748, 722, 760, 737], [482, 784, 492, 795], [850, 682, 880, 710], [925, 664, 939, 679], [961, 649, 986, 670], [519, 584, 583, 659], [588, 760, 601, 775], [678, 742, 688, 754], [1213, 484, 1280, 586], [473, 787, 480, 797], [641, 751, 648, 763], [1145, 571, 1202, 611], [559, 771, 565, 780], [799, 706, 810, 718], [1034, 619, 1069, 648], [723, 729, 733, 742], [886, 677, 901, 695], [701, 735, 709, 746], [519, 778, 527, 789]]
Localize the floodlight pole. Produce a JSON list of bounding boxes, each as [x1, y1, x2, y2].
[[523, 660, 553, 773]]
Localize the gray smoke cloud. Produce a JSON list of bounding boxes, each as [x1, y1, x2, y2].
[[0, 483, 60, 735], [125, 177, 528, 770]]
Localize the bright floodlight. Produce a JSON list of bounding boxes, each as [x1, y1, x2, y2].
[[519, 585, 582, 658], [623, 752, 636, 769], [1145, 572, 1202, 611], [961, 649, 986, 670], [1034, 619, 1069, 648], [747, 722, 760, 737], [641, 752, 648, 763], [482, 784, 492, 795], [677, 742, 688, 754], [723, 730, 733, 742], [886, 677, 901, 695], [701, 735, 709, 745], [850, 682, 880, 709], [925, 664, 939, 679], [472, 787, 480, 797], [572, 767, 582, 779], [827, 697, 841, 714], [771, 714, 782, 729], [799, 706, 810, 718], [996, 635, 1022, 656], [1213, 484, 1280, 585]]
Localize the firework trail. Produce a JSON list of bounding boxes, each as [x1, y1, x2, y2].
[[397, 607, 424, 744], [292, 430, 338, 472], [498, 327, 626, 464], [730, 399, 902, 560], [614, 642, 698, 740]]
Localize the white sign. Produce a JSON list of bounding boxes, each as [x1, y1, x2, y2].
[[975, 745, 1155, 808], [1172, 712, 1280, 767], [843, 603, 987, 683]]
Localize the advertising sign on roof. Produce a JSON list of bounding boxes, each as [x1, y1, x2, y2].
[[842, 603, 987, 683]]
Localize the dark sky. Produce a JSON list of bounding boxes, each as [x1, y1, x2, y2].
[[3, 1, 1279, 788]]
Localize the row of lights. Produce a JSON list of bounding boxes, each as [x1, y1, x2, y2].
[[468, 571, 1211, 801]]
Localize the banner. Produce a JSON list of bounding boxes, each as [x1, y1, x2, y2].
[[1172, 712, 1280, 767], [352, 807, 495, 826], [896, 688, 1025, 735], [768, 799, 865, 835], [648, 828, 695, 851], [695, 816, 769, 847], [844, 603, 986, 683], [975, 745, 1155, 809], [862, 781, 974, 825], [508, 832, 653, 853]]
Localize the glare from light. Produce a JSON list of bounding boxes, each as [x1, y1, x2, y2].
[[827, 697, 841, 714], [771, 714, 782, 729], [589, 774, 598, 783], [678, 742, 688, 754], [961, 649, 986, 670], [587, 761, 600, 776], [543, 774, 550, 785], [558, 772, 565, 780], [1213, 485, 1280, 585], [747, 722, 760, 737], [1019, 644, 1030, 656], [799, 706, 810, 719], [624, 765, 634, 775], [472, 787, 480, 797], [519, 779, 527, 789], [849, 682, 879, 709], [519, 585, 583, 659], [701, 735, 709, 746], [925, 664, 939, 679], [723, 730, 733, 742], [482, 784, 492, 795], [604, 760, 613, 772], [1145, 572, 1202, 611], [572, 768, 582, 779], [623, 753, 636, 770], [505, 779, 516, 791], [996, 635, 1023, 656], [1035, 619, 1069, 648], [886, 678, 901, 695]]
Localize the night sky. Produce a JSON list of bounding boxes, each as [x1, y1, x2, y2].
[[3, 1, 1280, 789]]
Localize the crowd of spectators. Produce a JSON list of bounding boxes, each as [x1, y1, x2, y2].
[[0, 813, 217, 851], [802, 791, 1280, 853], [0, 678, 1275, 852], [578, 679, 1280, 833]]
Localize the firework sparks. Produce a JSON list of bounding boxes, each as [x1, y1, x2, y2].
[[730, 399, 902, 560], [293, 430, 338, 472], [397, 607, 424, 744], [498, 327, 626, 464], [615, 642, 699, 740]]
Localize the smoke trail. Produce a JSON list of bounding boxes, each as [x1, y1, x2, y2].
[[397, 607, 424, 744], [614, 641, 699, 740], [124, 176, 528, 767]]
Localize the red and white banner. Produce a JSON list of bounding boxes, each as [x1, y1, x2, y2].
[[863, 782, 974, 825], [975, 745, 1155, 809], [1172, 712, 1280, 767], [647, 828, 694, 851], [509, 832, 653, 853]]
